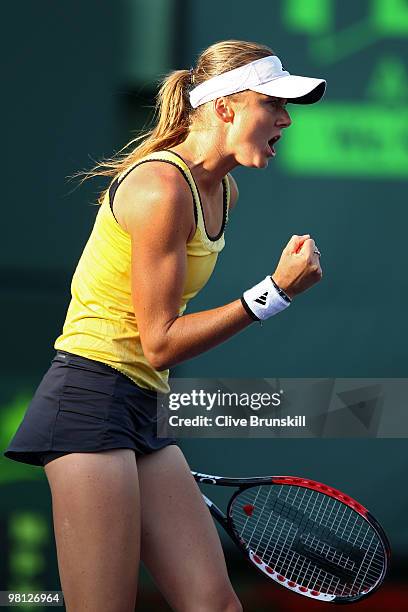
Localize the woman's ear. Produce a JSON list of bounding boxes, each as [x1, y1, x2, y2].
[[213, 96, 235, 123]]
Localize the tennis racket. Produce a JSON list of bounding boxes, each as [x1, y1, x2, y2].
[[192, 471, 390, 604]]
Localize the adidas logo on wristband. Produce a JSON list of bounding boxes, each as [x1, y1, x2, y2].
[[242, 276, 291, 322], [254, 291, 268, 306]]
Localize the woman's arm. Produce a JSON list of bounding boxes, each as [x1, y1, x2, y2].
[[118, 163, 321, 371]]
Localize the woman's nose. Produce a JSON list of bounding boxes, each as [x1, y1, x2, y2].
[[277, 109, 292, 128]]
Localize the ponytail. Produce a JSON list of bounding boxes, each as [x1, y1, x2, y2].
[[76, 69, 192, 204]]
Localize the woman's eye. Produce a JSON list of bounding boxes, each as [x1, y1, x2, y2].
[[268, 100, 287, 110]]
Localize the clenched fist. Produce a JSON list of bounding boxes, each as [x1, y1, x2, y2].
[[272, 234, 322, 300]]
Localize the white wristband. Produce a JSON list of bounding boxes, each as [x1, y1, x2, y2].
[[241, 276, 291, 321]]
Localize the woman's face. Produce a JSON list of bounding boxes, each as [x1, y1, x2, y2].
[[228, 91, 292, 168]]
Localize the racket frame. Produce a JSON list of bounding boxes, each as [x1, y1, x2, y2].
[[192, 471, 391, 604]]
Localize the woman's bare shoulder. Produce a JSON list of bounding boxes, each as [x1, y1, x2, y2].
[[114, 161, 194, 234]]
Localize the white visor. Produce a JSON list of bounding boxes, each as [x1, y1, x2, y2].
[[189, 55, 326, 108]]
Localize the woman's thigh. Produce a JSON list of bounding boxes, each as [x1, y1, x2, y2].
[[44, 449, 140, 612], [137, 446, 242, 612]]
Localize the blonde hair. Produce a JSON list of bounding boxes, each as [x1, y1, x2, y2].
[[80, 40, 275, 204]]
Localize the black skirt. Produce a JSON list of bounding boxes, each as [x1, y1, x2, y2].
[[4, 350, 177, 467]]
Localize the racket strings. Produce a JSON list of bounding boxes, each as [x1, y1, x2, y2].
[[230, 484, 385, 597]]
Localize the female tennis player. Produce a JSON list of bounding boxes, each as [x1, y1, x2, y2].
[[5, 40, 325, 611]]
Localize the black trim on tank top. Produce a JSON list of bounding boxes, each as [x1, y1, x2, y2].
[[108, 159, 198, 228], [162, 149, 228, 242], [108, 180, 120, 222]]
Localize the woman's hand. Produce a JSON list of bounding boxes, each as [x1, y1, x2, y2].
[[271, 234, 322, 300]]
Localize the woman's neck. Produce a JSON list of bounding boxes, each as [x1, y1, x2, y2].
[[168, 132, 237, 195]]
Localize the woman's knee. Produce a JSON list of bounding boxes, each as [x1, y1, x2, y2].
[[209, 590, 243, 612], [178, 581, 242, 612]]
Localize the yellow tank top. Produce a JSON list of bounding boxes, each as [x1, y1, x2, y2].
[[54, 150, 230, 393]]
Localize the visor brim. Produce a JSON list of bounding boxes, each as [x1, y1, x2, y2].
[[251, 76, 326, 105]]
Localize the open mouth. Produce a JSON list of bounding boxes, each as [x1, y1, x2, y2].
[[267, 135, 281, 156]]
